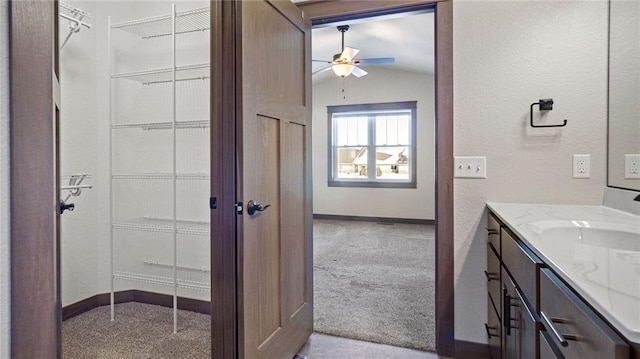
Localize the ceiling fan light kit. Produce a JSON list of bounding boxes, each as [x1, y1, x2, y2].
[[313, 24, 395, 79], [332, 63, 355, 77]]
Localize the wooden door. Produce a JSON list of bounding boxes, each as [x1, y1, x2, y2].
[[238, 2, 312, 358], [211, 1, 313, 358]]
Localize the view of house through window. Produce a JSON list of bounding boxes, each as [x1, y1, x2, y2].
[[328, 101, 417, 187]]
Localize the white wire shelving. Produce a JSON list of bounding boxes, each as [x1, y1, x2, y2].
[[111, 7, 210, 39], [108, 4, 211, 332], [111, 119, 210, 130], [113, 261, 210, 292], [111, 63, 210, 85], [59, 2, 92, 49], [112, 173, 209, 180], [113, 217, 210, 236]]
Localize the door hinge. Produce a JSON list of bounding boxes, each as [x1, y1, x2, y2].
[[235, 202, 243, 215], [209, 196, 217, 210]]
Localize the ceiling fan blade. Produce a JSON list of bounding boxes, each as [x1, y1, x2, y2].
[[313, 59, 332, 63], [356, 57, 395, 66], [351, 66, 368, 78], [312, 66, 332, 75], [339, 46, 359, 62]]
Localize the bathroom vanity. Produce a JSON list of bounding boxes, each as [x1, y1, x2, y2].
[[485, 203, 640, 359]]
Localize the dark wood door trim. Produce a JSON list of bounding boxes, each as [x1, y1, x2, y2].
[[211, 0, 238, 358], [434, 1, 454, 356], [297, 0, 455, 356], [9, 1, 61, 358]]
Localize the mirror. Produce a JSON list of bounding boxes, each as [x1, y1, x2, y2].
[[608, 0, 640, 191]]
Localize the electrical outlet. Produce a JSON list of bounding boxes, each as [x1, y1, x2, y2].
[[454, 156, 487, 178], [573, 154, 590, 178], [625, 154, 640, 179]]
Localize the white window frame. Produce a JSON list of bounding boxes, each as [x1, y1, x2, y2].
[[327, 101, 417, 188]]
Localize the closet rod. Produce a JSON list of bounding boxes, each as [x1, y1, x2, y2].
[[61, 184, 92, 190], [60, 13, 91, 30]]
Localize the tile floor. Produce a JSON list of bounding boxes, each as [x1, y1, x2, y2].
[[297, 333, 450, 359]]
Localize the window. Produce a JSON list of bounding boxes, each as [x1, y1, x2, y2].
[[328, 101, 417, 188]]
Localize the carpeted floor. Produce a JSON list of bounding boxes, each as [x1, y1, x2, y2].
[[313, 219, 435, 351], [63, 219, 434, 356], [63, 302, 211, 359]]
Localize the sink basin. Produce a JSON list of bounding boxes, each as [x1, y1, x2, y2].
[[529, 220, 640, 251]]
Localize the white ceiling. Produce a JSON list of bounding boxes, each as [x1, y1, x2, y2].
[[311, 12, 435, 81]]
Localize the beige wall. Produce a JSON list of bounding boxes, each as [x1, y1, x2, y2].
[[453, 0, 609, 343], [313, 67, 436, 220]]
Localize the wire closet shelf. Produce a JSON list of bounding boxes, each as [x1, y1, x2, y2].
[[108, 4, 211, 334]]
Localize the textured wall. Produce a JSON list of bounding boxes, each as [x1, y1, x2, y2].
[[0, 1, 10, 356], [59, 0, 100, 306], [453, 0, 608, 343], [312, 68, 436, 220], [608, 0, 640, 190]]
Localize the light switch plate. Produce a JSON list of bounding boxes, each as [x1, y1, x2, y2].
[[454, 156, 487, 178], [625, 154, 640, 179], [573, 154, 590, 178]]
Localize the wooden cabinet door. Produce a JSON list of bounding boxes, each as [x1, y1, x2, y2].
[[503, 270, 539, 359], [503, 269, 518, 359], [514, 288, 537, 359]]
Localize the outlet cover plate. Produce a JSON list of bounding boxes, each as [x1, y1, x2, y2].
[[454, 156, 487, 178], [573, 154, 591, 178], [625, 154, 640, 179]]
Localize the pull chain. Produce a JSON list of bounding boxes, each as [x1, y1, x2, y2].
[[341, 76, 346, 100]]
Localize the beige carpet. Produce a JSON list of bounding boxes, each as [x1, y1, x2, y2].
[[63, 302, 210, 358], [313, 219, 436, 352], [63, 220, 434, 356]]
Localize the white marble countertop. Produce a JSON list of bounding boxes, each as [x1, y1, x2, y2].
[[487, 202, 640, 343]]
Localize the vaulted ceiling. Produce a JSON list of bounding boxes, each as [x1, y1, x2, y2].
[[311, 11, 435, 81]]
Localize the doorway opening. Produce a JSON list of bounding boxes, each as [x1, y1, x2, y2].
[[308, 10, 437, 352], [58, 1, 212, 357]]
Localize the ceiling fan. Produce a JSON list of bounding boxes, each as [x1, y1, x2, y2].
[[313, 25, 395, 78]]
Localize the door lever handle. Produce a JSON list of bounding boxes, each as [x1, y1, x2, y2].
[[60, 200, 75, 214], [247, 200, 271, 215]]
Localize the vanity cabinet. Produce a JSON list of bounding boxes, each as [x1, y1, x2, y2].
[[485, 210, 631, 359]]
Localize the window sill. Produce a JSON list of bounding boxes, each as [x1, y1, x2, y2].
[[327, 181, 416, 189]]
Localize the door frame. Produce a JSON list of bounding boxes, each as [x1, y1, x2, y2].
[[9, 0, 62, 358], [297, 0, 455, 356]]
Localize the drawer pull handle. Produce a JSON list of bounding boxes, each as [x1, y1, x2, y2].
[[503, 289, 511, 336], [484, 323, 499, 339], [484, 270, 498, 281], [486, 228, 499, 235], [541, 311, 576, 347]]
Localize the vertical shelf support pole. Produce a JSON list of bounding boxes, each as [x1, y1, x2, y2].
[[171, 3, 178, 334], [108, 15, 115, 322]]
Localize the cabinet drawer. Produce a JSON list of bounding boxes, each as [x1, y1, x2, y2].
[[487, 297, 502, 359], [540, 268, 629, 359], [487, 244, 501, 314], [540, 330, 564, 359], [487, 212, 501, 254], [501, 228, 542, 310]]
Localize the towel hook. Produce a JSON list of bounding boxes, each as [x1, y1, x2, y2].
[[530, 99, 567, 128]]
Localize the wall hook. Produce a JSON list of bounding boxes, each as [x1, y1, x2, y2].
[[530, 99, 567, 128]]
